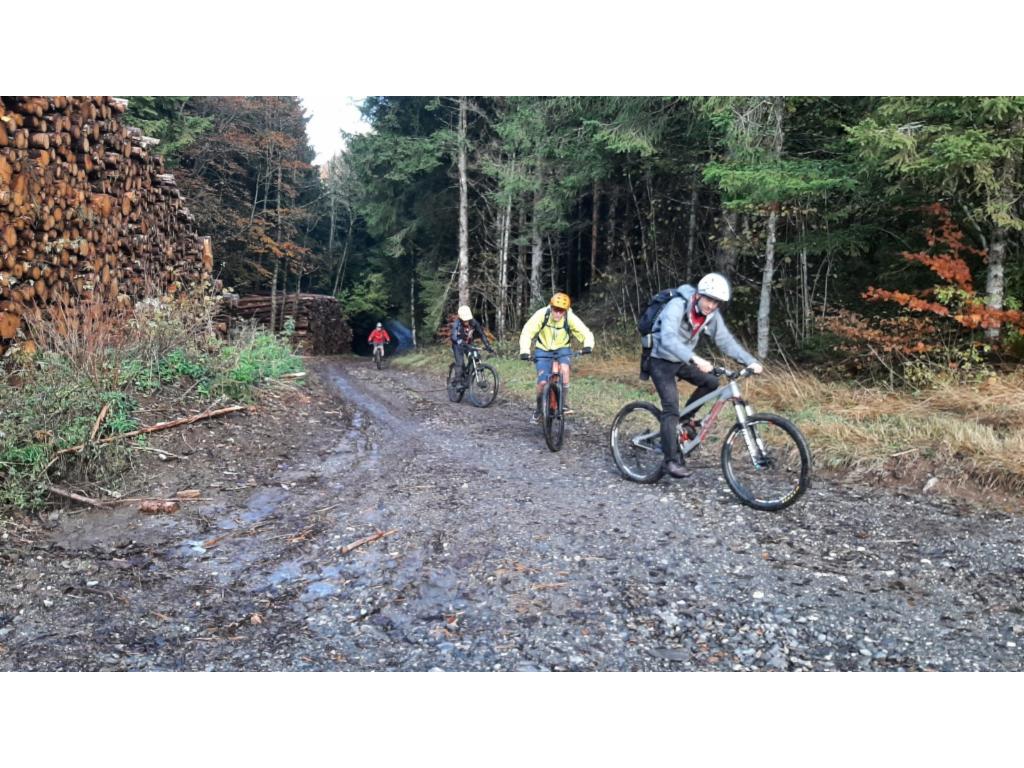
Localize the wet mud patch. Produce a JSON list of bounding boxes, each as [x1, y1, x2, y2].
[[3, 356, 1024, 671]]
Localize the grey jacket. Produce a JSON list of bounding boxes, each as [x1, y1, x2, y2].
[[650, 284, 758, 367]]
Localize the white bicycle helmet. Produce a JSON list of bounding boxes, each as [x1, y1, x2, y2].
[[697, 272, 731, 303], [457, 305, 473, 321], [376, 322, 382, 329]]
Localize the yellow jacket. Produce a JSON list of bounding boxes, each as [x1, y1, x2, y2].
[[519, 306, 595, 354]]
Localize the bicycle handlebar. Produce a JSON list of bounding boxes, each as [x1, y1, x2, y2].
[[525, 349, 590, 363], [713, 365, 759, 380]]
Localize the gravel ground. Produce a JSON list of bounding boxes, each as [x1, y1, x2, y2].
[[2, 356, 1023, 671]]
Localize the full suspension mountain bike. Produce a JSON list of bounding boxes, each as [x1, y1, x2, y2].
[[372, 343, 386, 369], [447, 346, 499, 407], [609, 366, 811, 510]]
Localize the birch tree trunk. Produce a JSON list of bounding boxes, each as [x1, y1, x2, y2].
[[757, 206, 779, 358], [984, 118, 1020, 341], [985, 227, 1007, 341], [756, 97, 785, 359], [457, 96, 470, 308], [497, 185, 513, 338]]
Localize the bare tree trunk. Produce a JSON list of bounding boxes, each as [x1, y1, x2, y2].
[[457, 96, 470, 308], [269, 259, 279, 334], [799, 217, 811, 340], [517, 200, 528, 325], [410, 252, 417, 348], [272, 162, 283, 332], [530, 182, 543, 307], [326, 176, 337, 291], [756, 97, 785, 359], [590, 181, 599, 288], [497, 183, 513, 338], [985, 227, 1007, 341], [685, 185, 698, 282], [985, 119, 1020, 341], [757, 206, 779, 358], [549, 236, 557, 295], [715, 209, 739, 278]]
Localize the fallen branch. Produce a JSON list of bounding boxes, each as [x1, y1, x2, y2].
[[47, 405, 250, 469], [89, 403, 110, 443], [48, 485, 110, 508], [130, 445, 186, 460], [116, 496, 212, 504], [340, 528, 398, 555]]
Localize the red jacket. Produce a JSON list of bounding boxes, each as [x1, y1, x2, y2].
[[368, 328, 391, 345]]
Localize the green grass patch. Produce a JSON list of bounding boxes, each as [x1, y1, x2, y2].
[[1, 311, 303, 518]]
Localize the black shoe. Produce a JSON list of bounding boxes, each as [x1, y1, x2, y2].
[[665, 459, 689, 478]]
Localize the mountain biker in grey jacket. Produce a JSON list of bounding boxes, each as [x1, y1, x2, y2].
[[648, 273, 763, 478]]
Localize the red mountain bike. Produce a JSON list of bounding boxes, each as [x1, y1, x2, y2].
[[531, 350, 585, 452]]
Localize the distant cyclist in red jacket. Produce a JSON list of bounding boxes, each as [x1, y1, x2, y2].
[[368, 323, 391, 358]]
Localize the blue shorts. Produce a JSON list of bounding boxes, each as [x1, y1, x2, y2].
[[534, 348, 573, 383]]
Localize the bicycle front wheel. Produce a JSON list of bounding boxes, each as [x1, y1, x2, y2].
[[721, 413, 811, 510], [609, 401, 665, 483], [446, 363, 465, 403], [468, 364, 499, 407], [374, 349, 383, 369], [542, 380, 564, 452]]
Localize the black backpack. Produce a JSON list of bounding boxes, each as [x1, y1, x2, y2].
[[637, 288, 682, 381], [637, 289, 682, 336]]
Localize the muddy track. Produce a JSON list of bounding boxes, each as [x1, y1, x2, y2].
[[2, 356, 1023, 671]]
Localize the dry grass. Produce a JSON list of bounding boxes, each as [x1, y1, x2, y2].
[[400, 346, 1024, 497]]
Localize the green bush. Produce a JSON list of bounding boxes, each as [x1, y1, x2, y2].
[[1, 305, 302, 518]]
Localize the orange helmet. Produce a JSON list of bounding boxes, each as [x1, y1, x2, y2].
[[549, 292, 571, 310]]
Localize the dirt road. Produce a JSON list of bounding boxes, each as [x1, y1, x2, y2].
[[2, 357, 1022, 670]]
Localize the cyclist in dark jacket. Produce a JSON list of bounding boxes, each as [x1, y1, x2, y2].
[[451, 305, 494, 381]]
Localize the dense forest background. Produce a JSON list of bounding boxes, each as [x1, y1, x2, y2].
[[125, 96, 1024, 381]]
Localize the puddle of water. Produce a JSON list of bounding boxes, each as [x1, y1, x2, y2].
[[301, 581, 340, 601], [242, 487, 289, 524], [267, 560, 304, 586]]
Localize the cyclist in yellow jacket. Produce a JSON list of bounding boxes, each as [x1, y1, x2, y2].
[[519, 292, 594, 423]]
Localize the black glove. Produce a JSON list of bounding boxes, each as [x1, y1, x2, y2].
[[582, 347, 592, 355], [519, 353, 530, 361]]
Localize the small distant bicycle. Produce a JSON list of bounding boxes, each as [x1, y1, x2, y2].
[[372, 343, 386, 370], [447, 346, 499, 407], [609, 366, 811, 510], [531, 350, 586, 452]]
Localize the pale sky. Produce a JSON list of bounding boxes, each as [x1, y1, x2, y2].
[[299, 96, 372, 166]]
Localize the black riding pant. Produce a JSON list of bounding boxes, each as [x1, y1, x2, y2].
[[452, 342, 466, 379], [648, 356, 719, 462]]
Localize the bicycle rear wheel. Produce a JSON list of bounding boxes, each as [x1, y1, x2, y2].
[[446, 363, 465, 403], [468, 363, 499, 407], [609, 401, 665, 483], [721, 413, 811, 510], [542, 379, 564, 452]]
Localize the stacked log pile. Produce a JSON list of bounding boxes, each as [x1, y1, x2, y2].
[[220, 293, 352, 355], [0, 96, 211, 352]]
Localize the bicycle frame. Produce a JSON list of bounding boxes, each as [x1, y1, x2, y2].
[[677, 369, 767, 461], [627, 368, 764, 461]]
